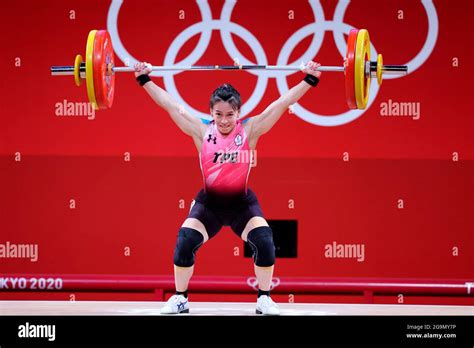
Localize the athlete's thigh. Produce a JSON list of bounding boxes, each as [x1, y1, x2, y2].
[[182, 199, 223, 242], [231, 200, 268, 241]]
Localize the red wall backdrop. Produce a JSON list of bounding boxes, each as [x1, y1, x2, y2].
[[0, 0, 473, 303]]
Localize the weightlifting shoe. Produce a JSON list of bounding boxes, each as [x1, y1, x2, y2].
[[160, 294, 189, 314], [256, 295, 280, 315]]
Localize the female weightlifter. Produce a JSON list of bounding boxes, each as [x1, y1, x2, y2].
[[134, 61, 322, 315]]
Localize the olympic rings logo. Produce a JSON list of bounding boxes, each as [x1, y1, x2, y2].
[[107, 0, 438, 127], [247, 277, 281, 291]]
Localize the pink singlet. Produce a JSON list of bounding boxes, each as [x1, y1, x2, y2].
[[199, 120, 252, 197]]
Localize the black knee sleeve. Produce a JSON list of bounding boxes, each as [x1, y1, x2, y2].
[[173, 227, 204, 267], [246, 226, 276, 267]]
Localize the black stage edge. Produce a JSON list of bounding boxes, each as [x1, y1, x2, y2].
[[0, 316, 473, 346]]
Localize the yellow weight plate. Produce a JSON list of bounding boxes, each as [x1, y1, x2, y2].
[[86, 30, 98, 110], [74, 54, 83, 87], [354, 29, 371, 109], [377, 53, 383, 86]]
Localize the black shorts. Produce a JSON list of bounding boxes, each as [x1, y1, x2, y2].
[[187, 188, 265, 239]]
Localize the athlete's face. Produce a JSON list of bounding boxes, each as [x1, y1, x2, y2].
[[211, 101, 239, 135]]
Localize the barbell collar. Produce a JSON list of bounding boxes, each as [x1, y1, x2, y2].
[[382, 65, 408, 75], [51, 63, 87, 77], [51, 66, 75, 76]]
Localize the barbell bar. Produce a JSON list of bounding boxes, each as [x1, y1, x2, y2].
[[51, 64, 345, 74], [50, 29, 408, 110]]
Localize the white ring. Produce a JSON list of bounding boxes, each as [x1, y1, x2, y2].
[[108, 0, 213, 78], [163, 20, 269, 119], [276, 21, 380, 126], [332, 0, 438, 80], [220, 0, 326, 78]]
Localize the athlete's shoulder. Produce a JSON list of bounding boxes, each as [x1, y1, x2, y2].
[[204, 120, 215, 133], [239, 118, 251, 135]]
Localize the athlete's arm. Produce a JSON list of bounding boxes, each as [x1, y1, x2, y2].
[[134, 62, 205, 138], [246, 61, 322, 138]]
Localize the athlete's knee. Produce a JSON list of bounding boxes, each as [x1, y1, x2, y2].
[[173, 227, 204, 267], [246, 226, 275, 267]]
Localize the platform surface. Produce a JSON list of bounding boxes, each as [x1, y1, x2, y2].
[[1, 301, 473, 316]]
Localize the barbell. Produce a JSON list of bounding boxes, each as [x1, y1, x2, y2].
[[50, 29, 408, 110]]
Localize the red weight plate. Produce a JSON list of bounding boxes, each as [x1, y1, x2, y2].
[[93, 30, 115, 109], [345, 29, 358, 110]]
